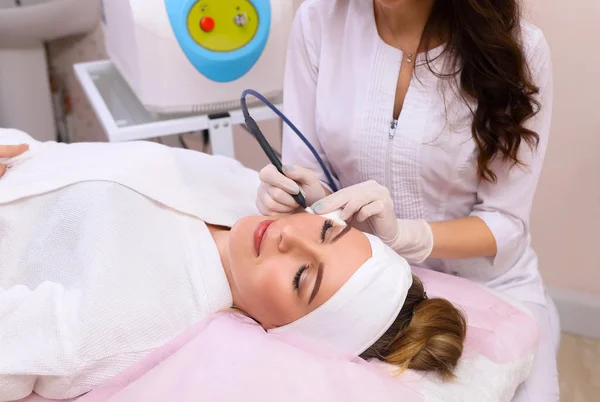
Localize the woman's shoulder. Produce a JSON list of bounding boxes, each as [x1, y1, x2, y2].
[[518, 20, 552, 67], [296, 0, 346, 17], [294, 0, 367, 34], [293, 0, 373, 61]]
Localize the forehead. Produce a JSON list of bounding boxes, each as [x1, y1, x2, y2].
[[280, 213, 372, 309]]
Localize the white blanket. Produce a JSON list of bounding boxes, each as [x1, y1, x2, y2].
[[0, 129, 261, 401]]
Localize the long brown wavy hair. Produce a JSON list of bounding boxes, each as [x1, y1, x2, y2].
[[419, 0, 541, 182]]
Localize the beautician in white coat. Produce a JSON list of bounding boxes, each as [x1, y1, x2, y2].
[[256, 0, 558, 400]]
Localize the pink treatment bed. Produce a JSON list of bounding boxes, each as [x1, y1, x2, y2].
[[17, 266, 539, 402]]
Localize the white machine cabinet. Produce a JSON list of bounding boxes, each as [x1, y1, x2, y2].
[[75, 0, 298, 159]]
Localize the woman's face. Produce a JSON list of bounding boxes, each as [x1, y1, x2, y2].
[[227, 213, 371, 329]]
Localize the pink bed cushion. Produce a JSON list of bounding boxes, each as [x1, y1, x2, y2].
[[18, 267, 539, 402], [411, 267, 539, 363]]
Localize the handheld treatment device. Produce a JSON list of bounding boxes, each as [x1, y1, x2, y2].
[[241, 89, 346, 227]]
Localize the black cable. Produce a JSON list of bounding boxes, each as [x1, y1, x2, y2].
[[240, 91, 308, 208], [240, 123, 282, 159], [240, 89, 338, 192]]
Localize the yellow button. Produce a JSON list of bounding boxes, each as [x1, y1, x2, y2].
[[187, 0, 259, 52]]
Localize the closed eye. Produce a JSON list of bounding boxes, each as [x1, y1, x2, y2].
[[320, 219, 334, 242], [293, 264, 308, 291]]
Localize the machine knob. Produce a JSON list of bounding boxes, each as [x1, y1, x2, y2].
[[234, 12, 248, 27], [200, 16, 215, 32]]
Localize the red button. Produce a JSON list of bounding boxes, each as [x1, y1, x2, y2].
[[200, 16, 215, 32]]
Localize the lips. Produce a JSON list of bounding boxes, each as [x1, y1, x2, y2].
[[254, 220, 274, 256]]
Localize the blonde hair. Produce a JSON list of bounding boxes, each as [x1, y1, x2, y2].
[[360, 274, 467, 380]]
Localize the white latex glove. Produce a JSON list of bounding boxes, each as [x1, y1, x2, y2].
[[310, 180, 434, 264], [256, 164, 328, 216], [0, 144, 29, 178]]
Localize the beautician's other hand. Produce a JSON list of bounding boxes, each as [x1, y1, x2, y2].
[[311, 180, 398, 240], [0, 144, 29, 178], [256, 164, 328, 215], [311, 180, 434, 264]]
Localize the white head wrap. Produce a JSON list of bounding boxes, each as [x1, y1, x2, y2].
[[268, 232, 413, 356]]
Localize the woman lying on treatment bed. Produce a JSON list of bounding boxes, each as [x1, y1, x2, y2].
[[0, 129, 466, 401]]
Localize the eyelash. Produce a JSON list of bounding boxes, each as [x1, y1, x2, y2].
[[294, 220, 334, 292], [293, 264, 309, 290], [320, 219, 334, 243]]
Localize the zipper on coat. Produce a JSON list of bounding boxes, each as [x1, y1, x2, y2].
[[384, 120, 397, 191], [388, 120, 398, 139]]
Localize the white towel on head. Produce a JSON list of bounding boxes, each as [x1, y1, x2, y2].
[[269, 233, 413, 356]]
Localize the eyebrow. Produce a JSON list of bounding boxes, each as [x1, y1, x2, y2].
[[331, 224, 352, 243], [308, 263, 323, 305], [307, 224, 352, 304]]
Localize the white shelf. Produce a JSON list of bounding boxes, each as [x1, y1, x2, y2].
[[73, 60, 282, 144]]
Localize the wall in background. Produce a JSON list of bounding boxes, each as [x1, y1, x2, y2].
[[524, 0, 600, 297]]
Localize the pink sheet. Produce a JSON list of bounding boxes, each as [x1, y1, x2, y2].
[[18, 268, 539, 402], [413, 267, 539, 362], [20, 313, 423, 402]]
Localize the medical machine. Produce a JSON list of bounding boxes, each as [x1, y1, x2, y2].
[[101, 0, 296, 115]]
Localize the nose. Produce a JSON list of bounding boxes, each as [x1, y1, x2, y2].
[[278, 225, 316, 254]]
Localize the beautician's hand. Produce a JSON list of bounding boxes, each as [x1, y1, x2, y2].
[[0, 144, 29, 178], [311, 180, 434, 264], [256, 164, 328, 215], [311, 180, 398, 240]]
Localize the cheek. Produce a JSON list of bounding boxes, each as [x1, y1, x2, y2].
[[238, 260, 286, 303], [228, 216, 262, 268], [235, 261, 296, 326]]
